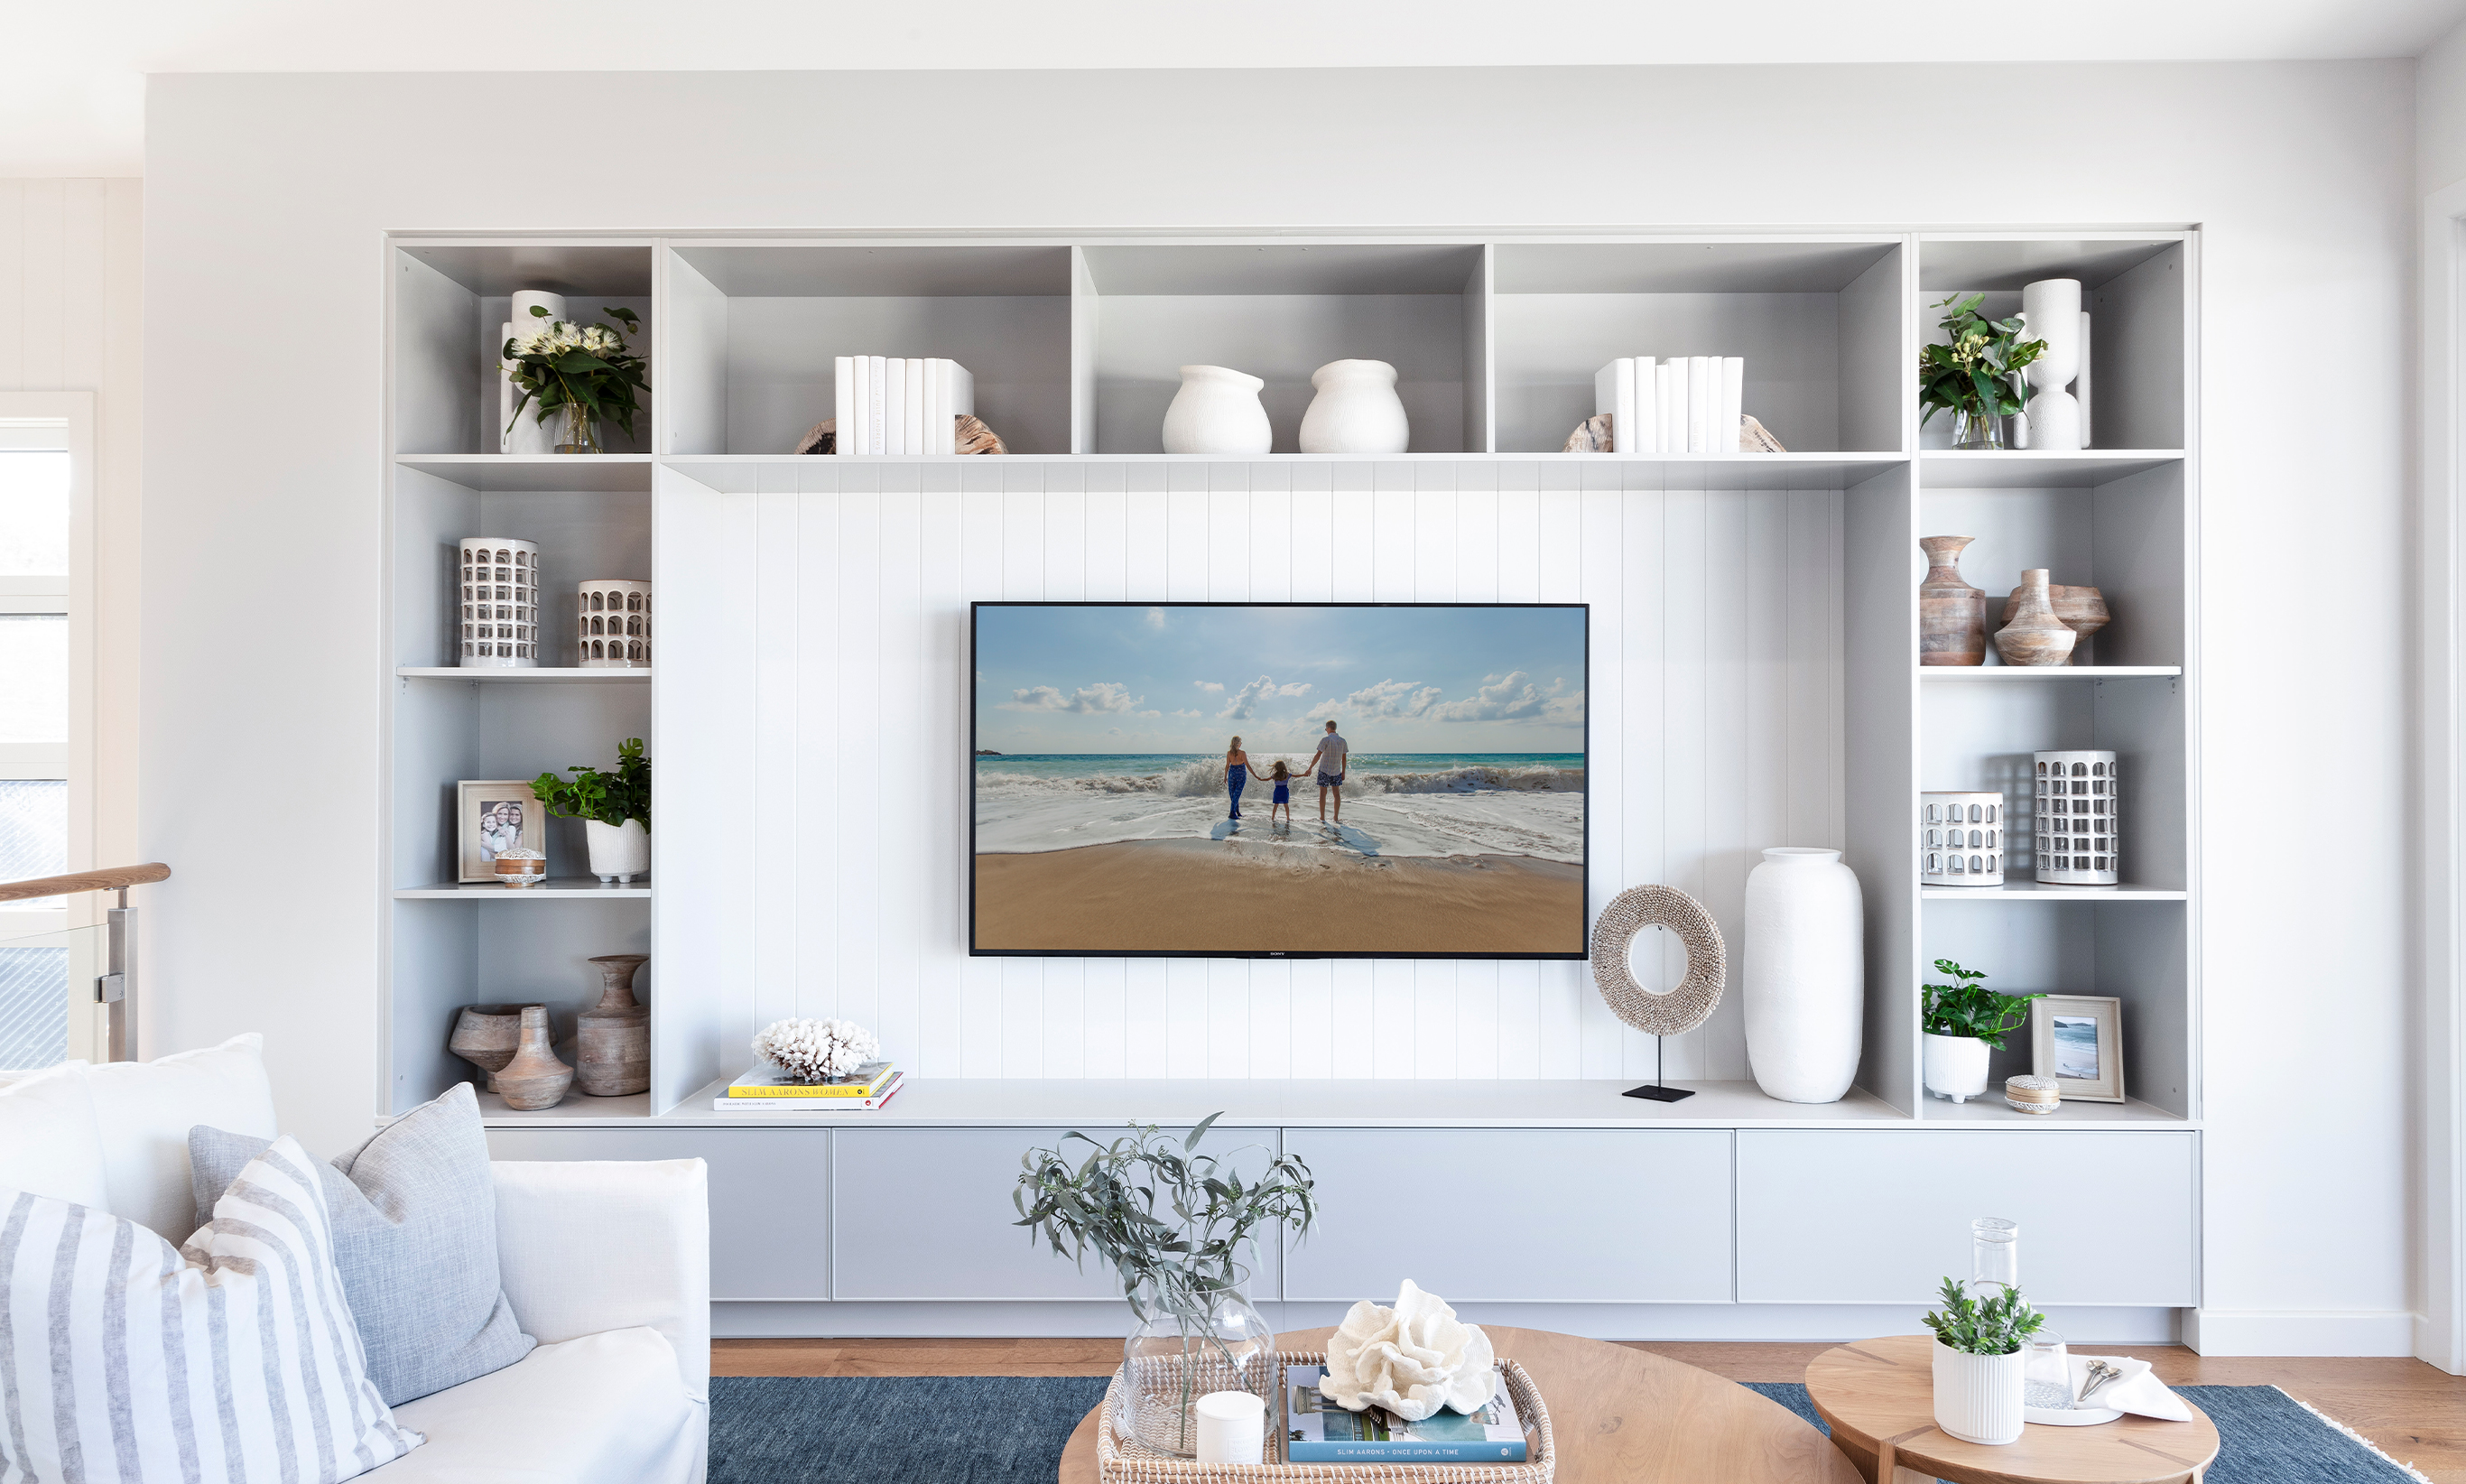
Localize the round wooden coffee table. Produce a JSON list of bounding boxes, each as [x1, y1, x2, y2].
[[1804, 1335, 2220, 1484], [1059, 1323, 1860, 1482]]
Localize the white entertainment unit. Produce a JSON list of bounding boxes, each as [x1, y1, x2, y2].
[[384, 230, 2197, 1339]]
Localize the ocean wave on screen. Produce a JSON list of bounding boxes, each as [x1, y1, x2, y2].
[[1349, 766, 1584, 795]]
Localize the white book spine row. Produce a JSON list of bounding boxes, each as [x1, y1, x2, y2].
[[833, 357, 975, 453], [1593, 355, 1748, 453]]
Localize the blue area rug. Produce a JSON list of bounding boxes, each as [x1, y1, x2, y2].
[[709, 1376, 2425, 1484], [1746, 1381, 2424, 1484]]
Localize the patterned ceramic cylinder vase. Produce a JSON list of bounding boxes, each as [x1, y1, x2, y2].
[[2034, 750, 2119, 886], [458, 538, 540, 668], [1921, 791, 2004, 886], [577, 580, 651, 668]]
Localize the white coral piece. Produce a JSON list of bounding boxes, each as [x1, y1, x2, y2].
[[751, 1017, 880, 1082], [1322, 1279, 1497, 1421]]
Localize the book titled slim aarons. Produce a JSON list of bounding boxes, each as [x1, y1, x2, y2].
[[1282, 1364, 1530, 1463]]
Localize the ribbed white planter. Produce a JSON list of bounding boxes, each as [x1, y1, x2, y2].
[[1932, 1340, 2026, 1445], [1742, 847, 1863, 1104], [1923, 1033, 1991, 1103], [585, 819, 649, 883]]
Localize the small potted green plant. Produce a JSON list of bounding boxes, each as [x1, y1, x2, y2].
[[1015, 1116, 1315, 1457], [532, 737, 650, 884], [502, 304, 649, 454], [1918, 294, 2046, 451], [1922, 960, 2041, 1103], [1924, 1275, 2045, 1444]]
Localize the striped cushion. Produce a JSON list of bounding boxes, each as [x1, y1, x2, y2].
[[0, 1136, 424, 1482]]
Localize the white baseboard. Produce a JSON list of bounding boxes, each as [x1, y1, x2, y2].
[[2415, 1311, 2466, 1374], [2185, 1308, 2418, 1356], [710, 1299, 2180, 1344]]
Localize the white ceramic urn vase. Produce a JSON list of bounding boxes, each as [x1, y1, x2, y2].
[[1932, 1340, 2026, 1445], [1923, 1033, 1992, 1103], [1742, 847, 1864, 1104], [584, 818, 649, 883], [1298, 359, 1409, 453], [1162, 366, 1273, 454]]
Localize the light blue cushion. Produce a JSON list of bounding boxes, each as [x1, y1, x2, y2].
[[189, 1081, 533, 1405]]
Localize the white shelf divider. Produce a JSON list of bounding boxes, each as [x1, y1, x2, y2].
[[1922, 881, 2186, 901], [395, 666, 650, 682], [1920, 665, 2181, 681], [394, 878, 652, 900]]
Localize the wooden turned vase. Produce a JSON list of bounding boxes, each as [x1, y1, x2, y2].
[[1998, 582, 2109, 654], [1994, 568, 2079, 667], [1918, 536, 1987, 666], [448, 1003, 543, 1091], [576, 953, 651, 1097], [496, 1005, 574, 1110]]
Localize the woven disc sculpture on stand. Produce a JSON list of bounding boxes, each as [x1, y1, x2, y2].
[[1589, 884, 1727, 1101]]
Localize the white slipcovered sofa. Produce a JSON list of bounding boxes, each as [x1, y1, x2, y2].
[[0, 1038, 710, 1484]]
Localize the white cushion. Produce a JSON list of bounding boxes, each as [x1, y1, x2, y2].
[[0, 1136, 424, 1482], [84, 1031, 278, 1239], [385, 1328, 703, 1484], [493, 1159, 710, 1403], [0, 1060, 108, 1207]]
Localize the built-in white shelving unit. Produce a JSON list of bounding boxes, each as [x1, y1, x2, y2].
[[383, 227, 2199, 1336]]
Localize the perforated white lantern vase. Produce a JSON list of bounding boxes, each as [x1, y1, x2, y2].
[[1920, 791, 2004, 886], [459, 537, 540, 668], [577, 580, 651, 668], [2035, 749, 2120, 886]]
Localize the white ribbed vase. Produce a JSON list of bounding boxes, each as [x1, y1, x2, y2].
[[1932, 1340, 2026, 1445], [1742, 847, 1864, 1104], [584, 819, 649, 883]]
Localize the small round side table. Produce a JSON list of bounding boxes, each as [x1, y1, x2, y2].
[[1804, 1335, 2220, 1484]]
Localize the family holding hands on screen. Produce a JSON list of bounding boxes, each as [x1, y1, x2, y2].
[[1225, 720, 1350, 829]]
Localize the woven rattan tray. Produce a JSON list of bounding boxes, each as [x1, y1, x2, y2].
[[1096, 1350, 1555, 1483]]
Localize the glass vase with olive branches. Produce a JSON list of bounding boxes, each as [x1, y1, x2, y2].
[[1015, 1115, 1316, 1456]]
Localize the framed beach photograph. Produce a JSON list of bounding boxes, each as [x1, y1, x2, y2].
[[969, 602, 1589, 959], [2032, 995, 2125, 1103], [457, 780, 548, 883]]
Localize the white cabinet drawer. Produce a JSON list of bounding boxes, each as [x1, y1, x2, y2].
[[1735, 1130, 2196, 1305], [1283, 1128, 1732, 1303]]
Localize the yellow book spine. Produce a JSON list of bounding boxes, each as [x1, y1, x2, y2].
[[728, 1081, 893, 1099]]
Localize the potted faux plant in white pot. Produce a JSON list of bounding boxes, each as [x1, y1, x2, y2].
[[1922, 960, 2040, 1102], [533, 737, 650, 883], [1015, 1116, 1315, 1458], [1923, 1275, 2045, 1444]]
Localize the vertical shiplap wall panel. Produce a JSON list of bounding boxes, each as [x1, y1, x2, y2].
[[734, 462, 1843, 1081]]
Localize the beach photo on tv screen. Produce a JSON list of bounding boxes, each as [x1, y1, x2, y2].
[[970, 602, 1588, 958]]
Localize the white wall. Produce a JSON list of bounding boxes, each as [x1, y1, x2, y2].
[[0, 179, 142, 889], [145, 63, 2416, 1349]]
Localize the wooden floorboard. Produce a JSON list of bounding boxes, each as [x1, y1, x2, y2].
[[712, 1338, 2466, 1480]]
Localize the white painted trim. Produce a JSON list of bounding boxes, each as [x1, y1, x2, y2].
[[2420, 179, 2466, 1377], [2185, 1308, 2419, 1358]]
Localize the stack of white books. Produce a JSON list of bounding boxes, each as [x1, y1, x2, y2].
[[1592, 357, 1747, 453], [833, 357, 975, 454]]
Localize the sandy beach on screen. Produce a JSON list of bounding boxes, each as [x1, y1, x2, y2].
[[974, 838, 1584, 955]]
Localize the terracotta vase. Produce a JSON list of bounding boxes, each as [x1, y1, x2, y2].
[[1998, 583, 2109, 654], [496, 1005, 574, 1110], [1994, 569, 2078, 667], [576, 953, 651, 1097], [448, 1003, 543, 1091], [1918, 536, 1987, 667]]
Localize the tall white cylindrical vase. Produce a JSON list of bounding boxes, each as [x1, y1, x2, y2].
[[1742, 847, 1864, 1104], [458, 537, 540, 668], [1162, 366, 1273, 454], [501, 291, 568, 456], [2018, 278, 2083, 451], [2034, 750, 2120, 886], [1933, 1340, 2026, 1445]]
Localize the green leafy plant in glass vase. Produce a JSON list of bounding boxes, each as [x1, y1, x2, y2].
[[1921, 960, 2043, 1103], [1918, 294, 2047, 450], [532, 737, 651, 884], [502, 304, 649, 454], [1015, 1115, 1315, 1457]]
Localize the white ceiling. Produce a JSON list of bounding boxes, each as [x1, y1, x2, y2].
[[9, 0, 2466, 176]]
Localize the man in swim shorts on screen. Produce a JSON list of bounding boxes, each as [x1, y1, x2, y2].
[[1305, 719, 1349, 825]]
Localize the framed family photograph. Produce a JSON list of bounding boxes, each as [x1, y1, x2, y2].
[[2032, 995, 2125, 1103], [457, 780, 547, 883]]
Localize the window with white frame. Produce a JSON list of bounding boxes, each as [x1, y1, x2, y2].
[[0, 416, 86, 1068]]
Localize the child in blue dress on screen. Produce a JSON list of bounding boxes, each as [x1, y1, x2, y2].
[[1261, 759, 1296, 829]]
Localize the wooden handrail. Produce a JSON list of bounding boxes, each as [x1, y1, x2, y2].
[[0, 863, 171, 904]]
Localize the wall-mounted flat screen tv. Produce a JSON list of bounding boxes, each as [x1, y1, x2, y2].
[[971, 602, 1588, 959]]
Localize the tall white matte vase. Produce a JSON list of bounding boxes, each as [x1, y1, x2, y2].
[[1933, 1340, 2026, 1445], [1297, 359, 1410, 453], [1161, 366, 1273, 454], [2018, 278, 2084, 451], [584, 819, 649, 883], [500, 290, 567, 456], [1742, 848, 1864, 1103]]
